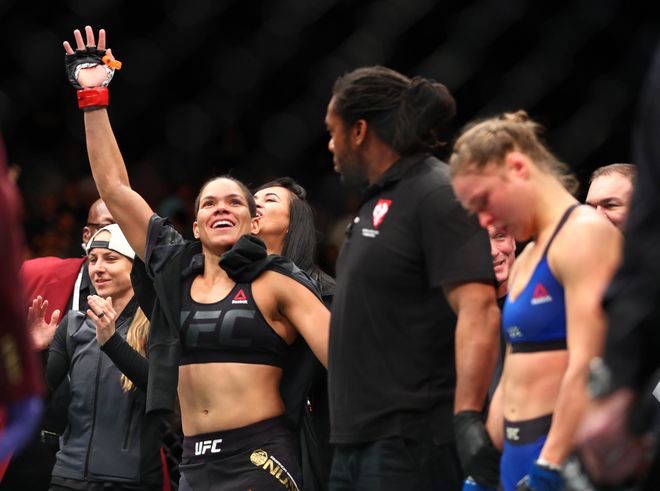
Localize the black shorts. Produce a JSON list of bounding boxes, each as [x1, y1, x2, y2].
[[49, 477, 158, 490], [178, 416, 301, 491]]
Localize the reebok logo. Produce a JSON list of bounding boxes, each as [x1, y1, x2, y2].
[[232, 289, 248, 304], [194, 438, 223, 455], [531, 283, 552, 305]]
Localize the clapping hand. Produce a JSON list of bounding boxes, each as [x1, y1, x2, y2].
[[27, 296, 61, 351], [87, 295, 117, 345]]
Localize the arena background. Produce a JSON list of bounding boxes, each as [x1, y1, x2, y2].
[[0, 0, 657, 274], [0, 1, 658, 488]]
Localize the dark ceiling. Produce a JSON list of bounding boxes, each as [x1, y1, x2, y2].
[[1, 0, 658, 236]]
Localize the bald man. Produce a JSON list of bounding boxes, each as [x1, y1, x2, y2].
[[586, 163, 636, 231], [20, 199, 114, 321]]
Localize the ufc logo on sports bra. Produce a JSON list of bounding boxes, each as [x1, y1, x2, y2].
[[507, 326, 523, 338], [195, 438, 223, 455], [180, 310, 256, 348]]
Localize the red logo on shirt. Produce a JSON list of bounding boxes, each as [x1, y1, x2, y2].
[[372, 199, 392, 228], [232, 289, 248, 304], [531, 283, 552, 305]]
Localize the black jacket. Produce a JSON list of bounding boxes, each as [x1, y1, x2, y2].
[[145, 234, 323, 418], [602, 39, 660, 394]]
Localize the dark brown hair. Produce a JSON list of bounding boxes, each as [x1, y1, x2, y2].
[[194, 176, 257, 217], [254, 177, 335, 295], [332, 66, 456, 155]]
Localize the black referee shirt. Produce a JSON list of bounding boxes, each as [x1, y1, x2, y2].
[[328, 153, 495, 445]]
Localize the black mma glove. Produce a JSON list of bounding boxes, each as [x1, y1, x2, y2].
[[454, 410, 501, 488], [65, 43, 119, 111], [64, 46, 113, 89]]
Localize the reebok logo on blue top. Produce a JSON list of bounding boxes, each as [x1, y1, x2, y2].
[[531, 283, 552, 305]]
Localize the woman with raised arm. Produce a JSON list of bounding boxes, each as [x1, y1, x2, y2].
[[450, 111, 620, 491], [63, 26, 329, 491]]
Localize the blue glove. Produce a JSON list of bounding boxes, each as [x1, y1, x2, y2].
[[462, 476, 497, 491], [0, 396, 43, 460], [515, 459, 563, 491]]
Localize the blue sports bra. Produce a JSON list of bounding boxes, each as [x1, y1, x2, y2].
[[502, 205, 579, 353]]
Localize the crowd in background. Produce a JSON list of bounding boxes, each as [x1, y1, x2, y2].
[[15, 172, 360, 278]]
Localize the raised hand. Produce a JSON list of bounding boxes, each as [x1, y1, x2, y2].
[[63, 25, 118, 89], [87, 295, 117, 345], [27, 296, 61, 351]]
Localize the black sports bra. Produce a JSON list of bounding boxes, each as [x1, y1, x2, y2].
[[179, 280, 289, 367]]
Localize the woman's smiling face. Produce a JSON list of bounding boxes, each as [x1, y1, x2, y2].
[[193, 178, 258, 253]]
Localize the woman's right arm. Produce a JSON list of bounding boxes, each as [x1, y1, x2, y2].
[[84, 109, 153, 260], [64, 26, 153, 260]]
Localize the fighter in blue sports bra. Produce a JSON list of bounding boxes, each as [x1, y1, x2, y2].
[[451, 110, 621, 491], [502, 204, 579, 354], [496, 205, 579, 491]]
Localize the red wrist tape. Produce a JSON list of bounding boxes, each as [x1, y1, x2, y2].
[[76, 87, 109, 111]]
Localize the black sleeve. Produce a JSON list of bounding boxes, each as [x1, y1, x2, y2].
[[100, 332, 149, 392], [131, 257, 156, 320], [146, 296, 181, 414], [417, 185, 495, 288], [602, 40, 660, 391], [144, 213, 187, 279], [45, 317, 70, 400]]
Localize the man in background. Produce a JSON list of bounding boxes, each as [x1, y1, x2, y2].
[[325, 66, 500, 490], [585, 163, 635, 231], [576, 42, 660, 491]]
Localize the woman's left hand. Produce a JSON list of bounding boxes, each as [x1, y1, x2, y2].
[[63, 25, 116, 89], [87, 295, 117, 345]]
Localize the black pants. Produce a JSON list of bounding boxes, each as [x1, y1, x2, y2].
[[329, 436, 462, 491], [0, 436, 57, 490]]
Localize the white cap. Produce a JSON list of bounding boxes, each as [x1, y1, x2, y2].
[[87, 223, 135, 260]]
